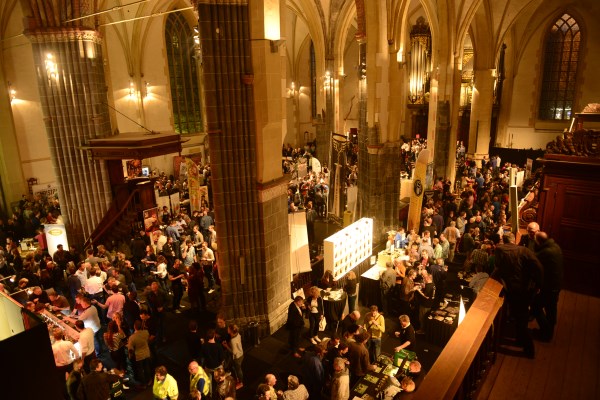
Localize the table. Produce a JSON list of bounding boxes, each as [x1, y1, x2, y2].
[[424, 297, 462, 346], [321, 289, 347, 331], [359, 264, 385, 309], [350, 353, 421, 399]]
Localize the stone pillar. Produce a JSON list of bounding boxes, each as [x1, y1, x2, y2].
[[197, 0, 291, 334], [468, 69, 495, 163], [21, 2, 113, 246], [0, 71, 27, 210]]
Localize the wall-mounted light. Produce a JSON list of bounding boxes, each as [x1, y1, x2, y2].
[[44, 53, 59, 84], [8, 81, 16, 102], [264, 0, 280, 41], [144, 81, 150, 98], [128, 80, 135, 97]]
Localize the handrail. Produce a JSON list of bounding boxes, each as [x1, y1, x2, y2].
[[413, 279, 504, 400], [83, 188, 142, 249]]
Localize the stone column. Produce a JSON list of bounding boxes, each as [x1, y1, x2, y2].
[[0, 71, 27, 210], [468, 69, 495, 163], [196, 0, 291, 334], [21, 2, 113, 246]]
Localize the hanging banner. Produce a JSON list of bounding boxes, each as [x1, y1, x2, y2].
[[407, 149, 429, 233], [199, 186, 209, 209], [44, 224, 69, 258], [186, 158, 201, 213]]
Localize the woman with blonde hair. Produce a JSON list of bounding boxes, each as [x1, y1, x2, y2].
[[305, 286, 324, 344]]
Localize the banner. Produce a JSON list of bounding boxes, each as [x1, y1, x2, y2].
[[199, 186, 209, 209], [143, 207, 159, 232], [407, 149, 429, 233], [186, 158, 201, 213], [44, 224, 69, 258], [32, 183, 58, 199]]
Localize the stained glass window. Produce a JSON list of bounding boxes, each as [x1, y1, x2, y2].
[[165, 12, 203, 135], [538, 14, 580, 121]]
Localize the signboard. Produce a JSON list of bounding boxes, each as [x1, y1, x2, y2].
[[187, 158, 201, 212], [32, 183, 58, 199], [44, 224, 69, 258]]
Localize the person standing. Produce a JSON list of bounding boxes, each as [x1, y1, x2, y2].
[[491, 232, 543, 358], [330, 357, 350, 400], [213, 366, 236, 400], [394, 314, 416, 353], [228, 324, 244, 389], [305, 286, 324, 345], [128, 320, 152, 387], [363, 305, 385, 362], [75, 320, 96, 373], [51, 327, 77, 394], [532, 231, 563, 341], [286, 296, 306, 358], [347, 332, 375, 386], [168, 259, 186, 312], [380, 261, 396, 314], [153, 365, 179, 400], [343, 271, 358, 313], [415, 272, 435, 334], [188, 361, 211, 399], [77, 359, 121, 400], [200, 241, 216, 293], [302, 346, 325, 400]]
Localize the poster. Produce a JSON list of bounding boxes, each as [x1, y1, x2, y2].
[[199, 186, 209, 209], [44, 224, 69, 258], [143, 207, 159, 232], [125, 159, 143, 179], [187, 158, 201, 213], [173, 153, 203, 180]]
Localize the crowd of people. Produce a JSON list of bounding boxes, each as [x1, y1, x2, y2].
[[0, 193, 247, 399]]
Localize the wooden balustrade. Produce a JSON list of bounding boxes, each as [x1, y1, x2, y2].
[[413, 279, 504, 400]]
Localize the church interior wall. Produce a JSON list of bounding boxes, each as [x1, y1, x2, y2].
[[501, 2, 600, 150]]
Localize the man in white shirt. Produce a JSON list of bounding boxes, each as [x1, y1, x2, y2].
[[52, 327, 76, 392], [75, 320, 96, 371], [75, 262, 88, 287], [84, 267, 104, 297], [200, 241, 216, 293]]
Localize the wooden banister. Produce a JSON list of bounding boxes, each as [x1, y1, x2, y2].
[[413, 279, 504, 400], [83, 188, 142, 249]]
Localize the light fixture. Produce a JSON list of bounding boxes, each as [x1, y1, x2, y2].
[[44, 53, 59, 84], [0, 275, 16, 283], [144, 81, 150, 98], [8, 82, 16, 102], [129, 80, 135, 97], [264, 0, 280, 41]]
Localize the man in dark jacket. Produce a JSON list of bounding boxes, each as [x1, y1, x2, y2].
[[532, 231, 563, 341], [287, 296, 306, 358], [492, 232, 543, 358], [77, 359, 121, 400]]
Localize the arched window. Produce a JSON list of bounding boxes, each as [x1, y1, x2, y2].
[[538, 14, 581, 121], [165, 12, 203, 134]]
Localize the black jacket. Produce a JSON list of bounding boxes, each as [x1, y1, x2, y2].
[[535, 238, 563, 292], [286, 301, 305, 329]]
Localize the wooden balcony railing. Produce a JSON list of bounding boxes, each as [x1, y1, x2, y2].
[[413, 279, 505, 400]]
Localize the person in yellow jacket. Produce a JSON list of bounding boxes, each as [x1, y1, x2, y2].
[[153, 365, 179, 400], [188, 360, 211, 398], [363, 305, 386, 362]]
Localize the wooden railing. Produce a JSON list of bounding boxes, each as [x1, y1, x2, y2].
[[83, 188, 142, 249], [413, 279, 504, 400]]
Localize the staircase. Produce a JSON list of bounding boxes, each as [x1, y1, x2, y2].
[[84, 180, 154, 250]]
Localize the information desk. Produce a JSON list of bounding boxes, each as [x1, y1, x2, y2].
[[359, 264, 386, 309], [351, 352, 420, 399], [321, 289, 347, 330]]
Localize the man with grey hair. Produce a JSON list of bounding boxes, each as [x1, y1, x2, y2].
[[280, 375, 308, 400], [330, 357, 350, 400], [492, 232, 543, 358], [519, 222, 540, 251]]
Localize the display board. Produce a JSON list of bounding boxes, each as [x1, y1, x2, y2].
[[289, 212, 311, 280], [44, 224, 69, 257], [324, 218, 373, 280]]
